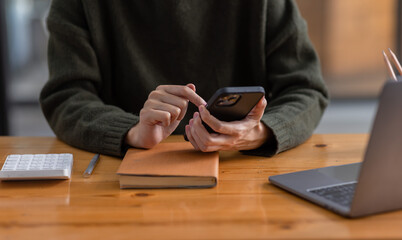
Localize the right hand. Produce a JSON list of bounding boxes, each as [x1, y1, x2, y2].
[[125, 84, 206, 149]]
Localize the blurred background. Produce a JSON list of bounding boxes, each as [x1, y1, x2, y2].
[[0, 0, 401, 136]]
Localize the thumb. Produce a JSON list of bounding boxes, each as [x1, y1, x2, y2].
[[247, 97, 267, 121]]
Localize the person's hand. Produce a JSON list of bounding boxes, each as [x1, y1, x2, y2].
[[185, 97, 271, 152], [125, 84, 206, 149]]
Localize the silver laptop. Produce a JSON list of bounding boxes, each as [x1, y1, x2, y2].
[[269, 80, 402, 218]]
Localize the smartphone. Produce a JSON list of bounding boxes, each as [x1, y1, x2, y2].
[[205, 86, 265, 122], [184, 86, 265, 140]]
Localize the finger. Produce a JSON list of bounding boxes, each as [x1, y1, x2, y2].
[[186, 83, 196, 92], [148, 91, 189, 120], [190, 121, 208, 152], [192, 119, 235, 149], [140, 108, 172, 127], [144, 100, 182, 122], [157, 85, 206, 107], [191, 112, 222, 152], [197, 105, 238, 135], [189, 118, 202, 150], [192, 115, 252, 151], [189, 113, 206, 150], [185, 124, 200, 150]]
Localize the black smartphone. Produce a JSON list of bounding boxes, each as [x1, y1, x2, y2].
[[184, 86, 265, 140]]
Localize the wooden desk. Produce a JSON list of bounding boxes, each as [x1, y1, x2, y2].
[[0, 134, 401, 240]]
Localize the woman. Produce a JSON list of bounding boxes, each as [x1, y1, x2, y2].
[[40, 0, 328, 157]]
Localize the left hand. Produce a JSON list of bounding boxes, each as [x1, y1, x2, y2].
[[185, 97, 272, 152]]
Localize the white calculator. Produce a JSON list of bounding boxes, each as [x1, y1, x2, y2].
[[0, 153, 73, 180]]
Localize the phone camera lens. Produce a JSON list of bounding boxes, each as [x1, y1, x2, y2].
[[216, 94, 240, 106]]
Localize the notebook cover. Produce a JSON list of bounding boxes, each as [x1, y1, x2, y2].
[[117, 142, 219, 183]]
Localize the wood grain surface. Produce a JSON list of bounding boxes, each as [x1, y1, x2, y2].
[[1, 134, 401, 240]]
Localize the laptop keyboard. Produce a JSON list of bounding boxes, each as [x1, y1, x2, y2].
[[309, 182, 357, 207]]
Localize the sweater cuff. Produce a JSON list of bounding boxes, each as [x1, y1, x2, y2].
[[241, 115, 290, 157], [102, 114, 139, 157]]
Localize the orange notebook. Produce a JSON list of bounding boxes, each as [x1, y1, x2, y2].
[[117, 142, 219, 189]]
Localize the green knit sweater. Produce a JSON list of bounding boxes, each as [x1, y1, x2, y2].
[[40, 0, 328, 157]]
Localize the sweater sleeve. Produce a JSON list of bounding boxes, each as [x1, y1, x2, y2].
[[40, 0, 139, 157], [242, 0, 329, 157]]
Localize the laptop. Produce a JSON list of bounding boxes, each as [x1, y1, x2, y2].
[[269, 80, 402, 218]]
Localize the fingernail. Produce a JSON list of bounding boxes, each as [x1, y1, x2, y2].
[[199, 105, 204, 113]]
